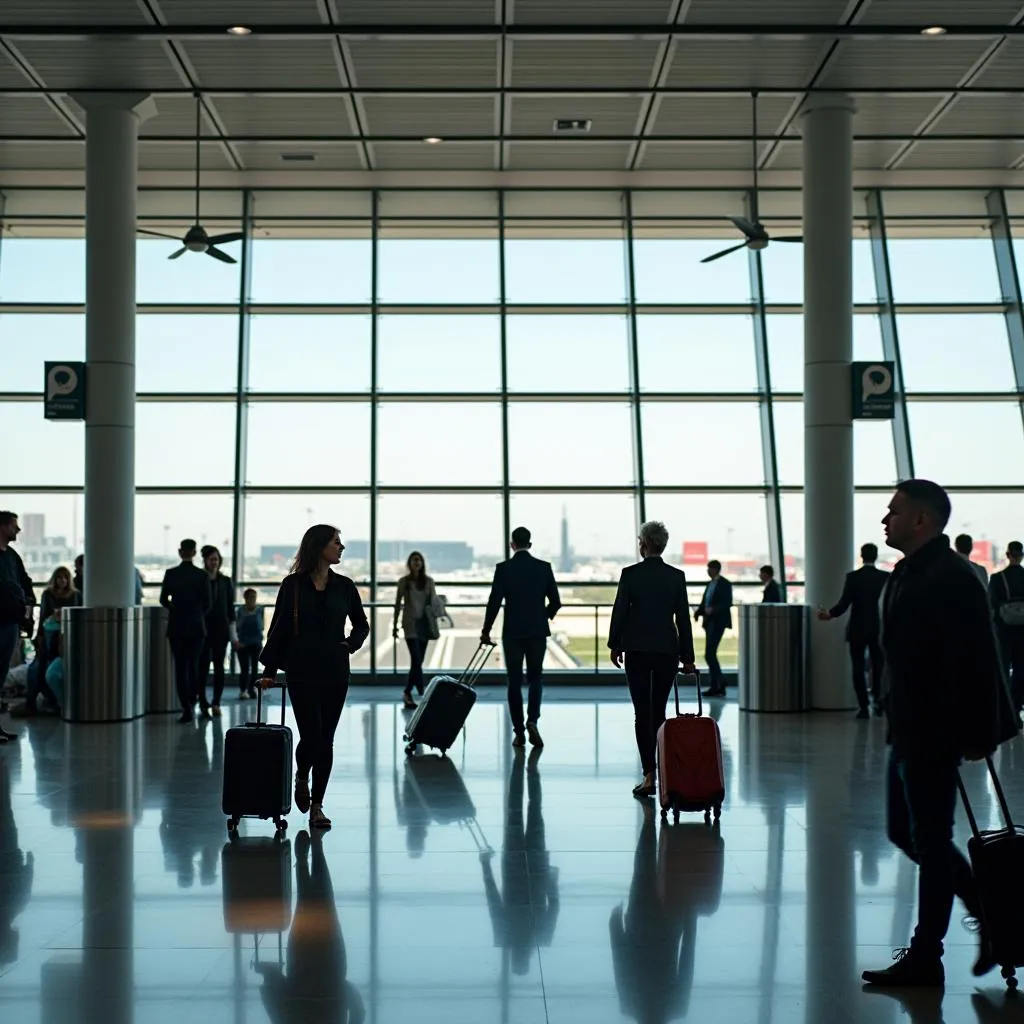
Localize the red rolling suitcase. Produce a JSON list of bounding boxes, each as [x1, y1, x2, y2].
[[656, 672, 725, 823]]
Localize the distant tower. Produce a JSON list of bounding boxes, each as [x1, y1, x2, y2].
[[558, 506, 574, 573]]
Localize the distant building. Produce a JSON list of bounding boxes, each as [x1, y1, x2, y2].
[[21, 513, 45, 547], [259, 540, 474, 573], [557, 507, 574, 574]]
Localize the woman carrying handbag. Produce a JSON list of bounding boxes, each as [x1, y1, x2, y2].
[[392, 551, 443, 710]]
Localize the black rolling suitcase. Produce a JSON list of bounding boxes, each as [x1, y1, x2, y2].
[[958, 756, 1024, 994], [403, 642, 494, 756], [223, 684, 292, 835]]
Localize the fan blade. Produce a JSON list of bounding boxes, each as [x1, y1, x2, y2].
[[206, 247, 237, 265], [138, 228, 181, 241], [773, 235, 804, 244], [206, 231, 244, 246], [700, 241, 749, 264], [168, 247, 187, 260], [728, 215, 758, 238]]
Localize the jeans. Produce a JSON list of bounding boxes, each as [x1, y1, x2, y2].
[[288, 680, 349, 804], [703, 622, 726, 691], [503, 636, 546, 733], [169, 635, 204, 713], [201, 633, 229, 707], [625, 651, 678, 775], [405, 637, 428, 696], [887, 748, 981, 959], [237, 644, 261, 695], [850, 635, 884, 710]]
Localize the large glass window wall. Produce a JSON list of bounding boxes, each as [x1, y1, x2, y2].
[[3, 187, 1023, 678]]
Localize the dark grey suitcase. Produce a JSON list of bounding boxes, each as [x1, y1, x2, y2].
[[403, 642, 494, 756]]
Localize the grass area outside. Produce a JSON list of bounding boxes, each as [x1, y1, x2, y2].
[[561, 634, 739, 669]]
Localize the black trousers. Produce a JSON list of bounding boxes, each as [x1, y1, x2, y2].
[[237, 644, 261, 695], [287, 679, 349, 804], [625, 651, 679, 775], [169, 635, 204, 713], [999, 627, 1024, 710], [405, 637, 428, 696], [850, 635, 884, 710], [201, 633, 229, 707], [703, 622, 726, 691], [887, 749, 980, 959], [503, 636, 547, 732]]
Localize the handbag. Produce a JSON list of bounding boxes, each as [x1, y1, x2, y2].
[[999, 575, 1024, 627]]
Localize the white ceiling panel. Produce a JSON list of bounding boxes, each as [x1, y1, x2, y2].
[[214, 96, 355, 136], [846, 94, 943, 136], [971, 39, 1024, 88], [509, 95, 645, 136], [858, 1, 1024, 24], [6, 39, 184, 89], [895, 139, 1024, 170], [0, 1, 147, 23], [684, 0, 850, 23], [138, 95, 218, 137], [636, 141, 756, 170], [930, 94, 1024, 135], [0, 97, 80, 136], [770, 139, 905, 170], [0, 141, 84, 169], [373, 141, 496, 170], [332, 0, 497, 23], [346, 40, 499, 88], [232, 142, 365, 171], [510, 39, 663, 88], [513, 0, 677, 23], [506, 141, 632, 169], [180, 39, 343, 88], [156, 0, 324, 22], [138, 141, 235, 170], [361, 95, 496, 136], [663, 38, 826, 88], [818, 38, 997, 89], [651, 94, 795, 136]]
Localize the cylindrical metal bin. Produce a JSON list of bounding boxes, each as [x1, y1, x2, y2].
[[61, 606, 145, 723], [142, 606, 176, 714], [738, 604, 810, 713]]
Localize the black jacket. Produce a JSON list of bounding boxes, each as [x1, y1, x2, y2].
[[762, 580, 783, 604], [160, 562, 213, 641], [882, 535, 1018, 759], [608, 557, 695, 663], [0, 545, 36, 625], [829, 564, 890, 642], [260, 572, 369, 684], [204, 573, 237, 638], [483, 551, 561, 640], [990, 564, 1024, 633], [695, 577, 733, 631]]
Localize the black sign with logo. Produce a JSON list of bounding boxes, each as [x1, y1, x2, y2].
[[44, 362, 87, 420], [851, 361, 895, 420]]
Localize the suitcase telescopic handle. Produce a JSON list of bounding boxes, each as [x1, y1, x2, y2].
[[459, 641, 496, 688], [958, 755, 1015, 840], [255, 677, 288, 728], [673, 669, 702, 718]]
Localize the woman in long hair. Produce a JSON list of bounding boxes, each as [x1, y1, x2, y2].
[[22, 565, 78, 715], [259, 525, 369, 831], [199, 544, 237, 718], [392, 550, 440, 710]]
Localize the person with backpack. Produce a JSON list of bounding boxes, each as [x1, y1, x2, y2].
[[0, 512, 36, 743], [990, 540, 1024, 715]]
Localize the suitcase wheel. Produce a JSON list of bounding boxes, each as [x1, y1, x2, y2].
[[274, 818, 288, 834], [1002, 966, 1018, 994], [713, 804, 722, 821], [226, 817, 239, 835], [405, 741, 417, 757], [703, 808, 711, 825]]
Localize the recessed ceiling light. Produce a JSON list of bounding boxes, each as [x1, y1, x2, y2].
[[920, 25, 947, 35], [423, 136, 443, 144], [226, 25, 252, 36]]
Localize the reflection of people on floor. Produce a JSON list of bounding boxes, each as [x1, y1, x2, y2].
[[397, 753, 478, 859], [393, 760, 429, 858], [849, 723, 889, 886], [159, 721, 224, 887], [481, 748, 559, 974], [256, 829, 365, 1023], [610, 803, 724, 1023], [0, 754, 33, 967]]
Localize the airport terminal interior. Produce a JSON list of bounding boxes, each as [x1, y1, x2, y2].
[[3, 1, 1024, 1021]]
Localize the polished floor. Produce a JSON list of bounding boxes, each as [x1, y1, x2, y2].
[[2, 688, 1024, 1024]]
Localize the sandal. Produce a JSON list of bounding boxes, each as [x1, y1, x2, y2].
[[402, 692, 417, 710], [309, 804, 332, 830], [295, 772, 311, 814]]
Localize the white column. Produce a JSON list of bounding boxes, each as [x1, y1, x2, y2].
[[801, 94, 855, 710], [75, 93, 155, 607]]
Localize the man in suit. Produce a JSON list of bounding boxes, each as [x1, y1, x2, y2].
[[481, 527, 561, 749], [990, 540, 1024, 713], [609, 521, 696, 797], [818, 543, 890, 719], [160, 538, 213, 723], [694, 560, 732, 698], [862, 480, 1017, 989], [759, 565, 783, 604], [955, 533, 989, 589]]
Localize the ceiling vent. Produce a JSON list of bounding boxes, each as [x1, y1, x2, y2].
[[281, 152, 317, 162], [553, 118, 592, 134]]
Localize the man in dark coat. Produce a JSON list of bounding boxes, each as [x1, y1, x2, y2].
[[862, 480, 1019, 989]]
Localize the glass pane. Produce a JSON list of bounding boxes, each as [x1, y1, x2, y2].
[[642, 493, 770, 567], [636, 314, 758, 393], [134, 493, 235, 576], [632, 239, 752, 304], [377, 402, 502, 486], [506, 492, 637, 574], [137, 315, 237, 392], [245, 402, 371, 487], [767, 313, 884, 392], [505, 315, 630, 392], [508, 402, 634, 486], [504, 239, 627, 304], [137, 239, 241, 304], [780, 492, 892, 567], [641, 403, 764, 486], [378, 315, 500, 392], [759, 237, 877, 304], [137, 403, 237, 487], [242, 493, 371, 581], [0, 314, 85, 391], [886, 238, 1001, 303], [0, 239, 85, 302], [377, 239, 499, 303], [0, 403, 83, 486], [250, 239, 372, 303], [0, 493, 81, 582], [772, 404, 899, 488], [942, 493, 1024, 575], [897, 314, 1016, 392], [908, 402, 1024, 485], [248, 315, 371, 393]]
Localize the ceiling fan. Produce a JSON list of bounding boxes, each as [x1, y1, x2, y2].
[[701, 91, 803, 264], [138, 93, 243, 264]]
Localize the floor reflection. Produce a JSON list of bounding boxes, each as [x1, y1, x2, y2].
[[0, 753, 32, 969]]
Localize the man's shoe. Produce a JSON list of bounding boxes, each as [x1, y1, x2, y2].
[[198, 705, 212, 720], [211, 705, 223, 717], [632, 774, 655, 798], [177, 712, 193, 724], [512, 732, 526, 748], [973, 933, 997, 978], [861, 948, 944, 988], [856, 708, 870, 720], [527, 724, 544, 748], [873, 703, 884, 717]]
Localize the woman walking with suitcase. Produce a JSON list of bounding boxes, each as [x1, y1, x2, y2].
[[392, 551, 440, 710], [258, 525, 369, 831]]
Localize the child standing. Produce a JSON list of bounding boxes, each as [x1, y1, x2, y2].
[[236, 588, 265, 700]]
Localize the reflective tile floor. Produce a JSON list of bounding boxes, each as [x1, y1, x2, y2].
[[3, 687, 1024, 1024]]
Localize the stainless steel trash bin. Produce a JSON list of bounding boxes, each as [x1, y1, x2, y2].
[[737, 604, 810, 712], [142, 606, 176, 714], [61, 607, 145, 723]]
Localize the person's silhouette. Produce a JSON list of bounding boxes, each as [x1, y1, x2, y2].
[[0, 754, 33, 967]]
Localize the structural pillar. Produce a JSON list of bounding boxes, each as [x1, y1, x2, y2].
[[75, 92, 155, 607], [800, 94, 855, 710]]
